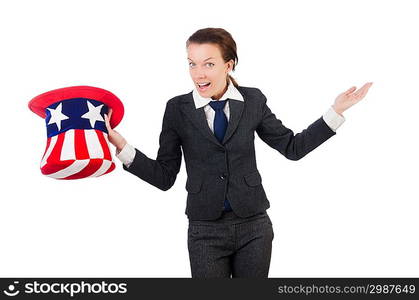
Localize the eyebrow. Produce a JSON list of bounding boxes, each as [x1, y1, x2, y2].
[[187, 57, 215, 62]]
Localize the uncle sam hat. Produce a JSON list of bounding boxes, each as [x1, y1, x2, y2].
[[28, 86, 124, 179]]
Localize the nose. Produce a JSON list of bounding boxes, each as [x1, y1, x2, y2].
[[191, 66, 207, 80]]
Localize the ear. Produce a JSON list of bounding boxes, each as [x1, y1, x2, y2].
[[226, 59, 234, 73]]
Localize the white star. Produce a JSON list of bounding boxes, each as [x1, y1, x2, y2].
[[47, 102, 69, 131], [81, 100, 104, 128]]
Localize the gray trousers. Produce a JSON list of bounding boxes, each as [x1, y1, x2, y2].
[[187, 210, 274, 278]]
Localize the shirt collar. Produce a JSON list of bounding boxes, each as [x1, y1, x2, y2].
[[192, 78, 244, 109]]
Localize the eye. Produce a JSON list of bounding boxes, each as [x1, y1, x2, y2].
[[206, 63, 214, 67], [188, 62, 195, 67]]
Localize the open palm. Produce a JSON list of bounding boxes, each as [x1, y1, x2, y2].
[[333, 82, 373, 115]]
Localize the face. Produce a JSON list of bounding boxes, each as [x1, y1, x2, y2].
[[187, 43, 234, 100]]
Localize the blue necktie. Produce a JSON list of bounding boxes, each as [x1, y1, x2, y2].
[[208, 100, 232, 212]]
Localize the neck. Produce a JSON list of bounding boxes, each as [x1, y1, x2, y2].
[[211, 78, 229, 100]]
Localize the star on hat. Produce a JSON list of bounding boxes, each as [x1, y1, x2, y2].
[[47, 102, 69, 131], [81, 100, 104, 128]]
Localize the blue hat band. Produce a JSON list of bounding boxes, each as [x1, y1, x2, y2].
[[45, 98, 109, 138]]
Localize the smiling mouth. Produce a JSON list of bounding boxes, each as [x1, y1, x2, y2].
[[197, 82, 211, 90]]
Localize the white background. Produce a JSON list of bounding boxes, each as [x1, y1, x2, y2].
[[1, 0, 418, 277]]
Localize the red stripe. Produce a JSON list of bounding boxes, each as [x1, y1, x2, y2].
[[48, 133, 64, 163], [65, 159, 102, 179], [42, 137, 51, 159], [41, 132, 74, 175], [74, 129, 90, 159], [96, 130, 112, 160]]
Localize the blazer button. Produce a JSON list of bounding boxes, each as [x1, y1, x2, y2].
[[220, 173, 227, 180]]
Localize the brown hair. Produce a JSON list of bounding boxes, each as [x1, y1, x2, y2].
[[186, 27, 239, 88]]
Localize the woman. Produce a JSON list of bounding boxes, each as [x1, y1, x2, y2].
[[104, 27, 373, 278]]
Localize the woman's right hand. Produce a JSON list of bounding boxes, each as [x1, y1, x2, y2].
[[104, 108, 127, 153]]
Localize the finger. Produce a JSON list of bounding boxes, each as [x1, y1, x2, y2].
[[345, 86, 357, 95], [104, 114, 112, 130], [354, 83, 371, 97], [361, 82, 373, 90], [359, 84, 373, 98], [106, 109, 113, 128]]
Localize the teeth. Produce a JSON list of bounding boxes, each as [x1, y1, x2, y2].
[[198, 82, 210, 87]]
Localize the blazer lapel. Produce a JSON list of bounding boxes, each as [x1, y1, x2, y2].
[[180, 93, 221, 147], [222, 99, 244, 144], [180, 89, 245, 147]]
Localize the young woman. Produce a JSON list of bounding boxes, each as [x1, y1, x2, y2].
[[104, 28, 373, 278]]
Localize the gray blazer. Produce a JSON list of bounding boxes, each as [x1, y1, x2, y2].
[[122, 86, 336, 221]]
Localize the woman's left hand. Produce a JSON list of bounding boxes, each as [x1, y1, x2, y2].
[[332, 82, 373, 115]]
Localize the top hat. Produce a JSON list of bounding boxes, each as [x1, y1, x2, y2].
[[28, 86, 124, 179]]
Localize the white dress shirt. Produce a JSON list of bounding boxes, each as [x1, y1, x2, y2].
[[116, 79, 345, 167]]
